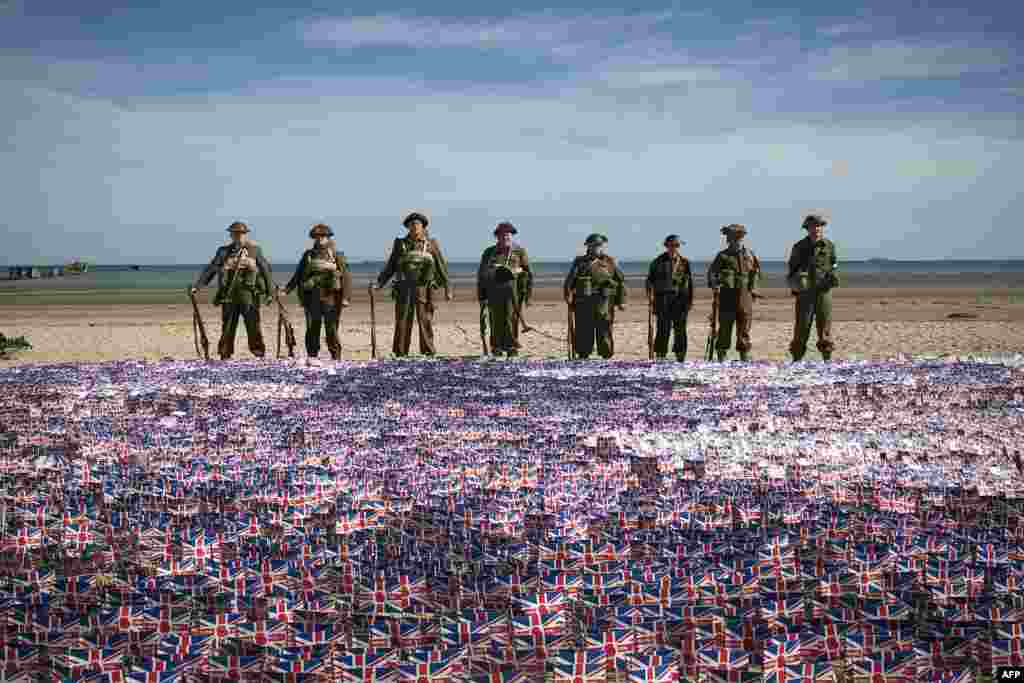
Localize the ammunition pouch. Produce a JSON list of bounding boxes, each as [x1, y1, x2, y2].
[[719, 271, 737, 290], [493, 264, 517, 285]]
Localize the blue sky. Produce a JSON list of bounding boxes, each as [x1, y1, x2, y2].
[[1, 0, 1021, 263]]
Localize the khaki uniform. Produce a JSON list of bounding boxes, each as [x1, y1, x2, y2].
[[477, 244, 532, 355], [377, 236, 450, 357], [646, 252, 694, 359], [788, 236, 839, 359], [707, 246, 760, 359], [285, 243, 352, 359], [563, 254, 626, 359], [194, 241, 272, 359]]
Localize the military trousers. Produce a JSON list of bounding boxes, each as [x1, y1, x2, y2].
[[219, 302, 265, 359], [715, 288, 754, 355], [790, 288, 834, 359], [653, 292, 689, 359], [485, 285, 520, 354], [572, 294, 613, 359], [304, 294, 341, 359], [393, 285, 436, 357]]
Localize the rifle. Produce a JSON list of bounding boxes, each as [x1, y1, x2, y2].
[[705, 289, 719, 361], [273, 291, 297, 358], [566, 297, 576, 360], [368, 284, 378, 360], [608, 302, 616, 357], [189, 290, 210, 361], [479, 303, 490, 356], [647, 294, 654, 360]]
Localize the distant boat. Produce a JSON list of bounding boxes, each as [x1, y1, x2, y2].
[[65, 260, 91, 274], [131, 265, 141, 271], [865, 257, 891, 264]]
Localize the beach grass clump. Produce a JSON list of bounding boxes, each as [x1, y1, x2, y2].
[[0, 332, 32, 357]]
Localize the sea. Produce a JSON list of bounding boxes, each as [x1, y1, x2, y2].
[[3, 260, 1024, 290]]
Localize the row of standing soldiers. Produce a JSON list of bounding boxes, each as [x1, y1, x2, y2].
[[191, 213, 838, 362]]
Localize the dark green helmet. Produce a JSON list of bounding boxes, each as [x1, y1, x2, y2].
[[584, 233, 608, 246]]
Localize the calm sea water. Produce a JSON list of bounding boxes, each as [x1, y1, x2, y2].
[[3, 260, 1024, 290]]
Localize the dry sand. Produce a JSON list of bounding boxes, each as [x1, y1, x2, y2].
[[2, 286, 1024, 365]]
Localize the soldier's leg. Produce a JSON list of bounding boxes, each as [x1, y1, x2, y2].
[[815, 289, 834, 360], [653, 294, 671, 358], [305, 297, 324, 358], [393, 289, 414, 357], [574, 299, 596, 359], [788, 292, 815, 360], [596, 312, 613, 359], [735, 290, 754, 361], [672, 297, 688, 361], [218, 303, 241, 359], [323, 303, 341, 360], [416, 288, 436, 356], [241, 303, 266, 358], [493, 294, 514, 354]]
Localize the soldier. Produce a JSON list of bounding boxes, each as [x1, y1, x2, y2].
[[787, 214, 839, 361], [191, 221, 273, 360], [645, 234, 694, 361], [374, 212, 452, 357], [477, 222, 533, 357], [281, 223, 352, 363], [706, 224, 761, 361], [563, 233, 626, 360]]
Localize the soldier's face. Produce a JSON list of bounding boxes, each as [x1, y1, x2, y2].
[[809, 224, 824, 241], [496, 233, 512, 249], [314, 236, 329, 249], [229, 232, 243, 244], [666, 242, 679, 256], [407, 222, 425, 240]]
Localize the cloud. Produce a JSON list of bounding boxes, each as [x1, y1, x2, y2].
[[819, 22, 875, 37], [806, 41, 1014, 81], [300, 11, 679, 54], [2, 71, 1020, 262]]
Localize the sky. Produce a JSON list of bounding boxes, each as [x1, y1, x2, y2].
[[1, 0, 1021, 263]]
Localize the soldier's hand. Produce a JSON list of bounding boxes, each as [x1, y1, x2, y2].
[[712, 286, 721, 293], [340, 299, 351, 308], [790, 289, 800, 296], [189, 287, 198, 296], [444, 290, 453, 302], [616, 304, 625, 312]]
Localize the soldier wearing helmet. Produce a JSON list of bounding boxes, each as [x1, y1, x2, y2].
[[645, 234, 694, 361], [787, 214, 839, 361], [706, 224, 761, 361], [477, 222, 533, 357], [563, 233, 626, 359], [374, 212, 452, 357], [191, 221, 273, 360], [282, 223, 352, 363]]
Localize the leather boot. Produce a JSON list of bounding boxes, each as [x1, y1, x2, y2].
[[821, 352, 832, 362], [716, 351, 726, 362], [739, 352, 751, 362]]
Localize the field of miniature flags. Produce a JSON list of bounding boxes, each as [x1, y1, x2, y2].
[[2, 356, 1024, 683]]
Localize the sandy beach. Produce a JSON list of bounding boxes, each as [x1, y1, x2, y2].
[[3, 284, 1024, 365]]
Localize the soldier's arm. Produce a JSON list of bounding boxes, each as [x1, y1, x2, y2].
[[194, 248, 225, 288], [749, 253, 761, 293], [337, 251, 353, 303], [830, 241, 840, 283], [284, 252, 306, 294], [519, 247, 533, 305], [612, 259, 626, 307], [685, 260, 694, 311], [253, 245, 273, 295], [563, 260, 578, 301], [707, 254, 721, 289], [377, 239, 400, 287], [645, 258, 657, 299], [430, 238, 451, 294], [477, 248, 490, 302]]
